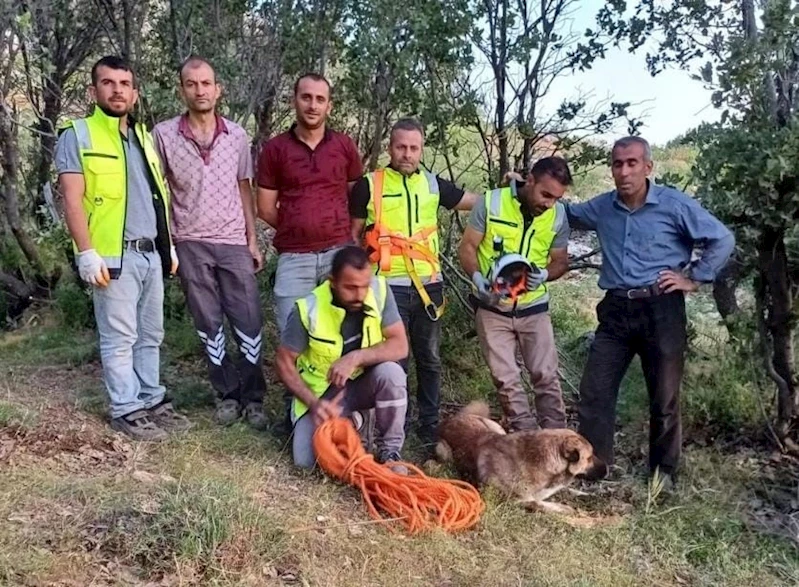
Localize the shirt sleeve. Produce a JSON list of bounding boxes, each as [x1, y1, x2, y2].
[[345, 136, 364, 182], [54, 128, 83, 175], [257, 140, 279, 190], [349, 176, 371, 219], [436, 177, 466, 210], [551, 204, 571, 249], [381, 286, 402, 327], [467, 194, 487, 233], [280, 306, 310, 354], [565, 197, 602, 231], [237, 133, 254, 182], [676, 197, 736, 283]]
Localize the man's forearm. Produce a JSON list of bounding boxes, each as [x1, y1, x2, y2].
[[351, 218, 366, 242], [546, 258, 569, 281], [64, 197, 92, 252], [351, 337, 407, 368], [240, 184, 258, 245], [276, 351, 319, 409], [459, 243, 480, 276]]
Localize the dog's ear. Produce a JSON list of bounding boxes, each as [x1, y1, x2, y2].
[[560, 436, 582, 464]]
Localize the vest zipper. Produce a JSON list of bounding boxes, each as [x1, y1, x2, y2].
[[402, 175, 413, 235], [519, 215, 535, 257], [491, 218, 519, 228]]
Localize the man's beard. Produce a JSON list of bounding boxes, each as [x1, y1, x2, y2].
[[97, 102, 128, 118], [331, 290, 363, 313]]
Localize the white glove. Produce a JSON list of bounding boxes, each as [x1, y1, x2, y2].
[[471, 271, 499, 305], [525, 267, 549, 291], [170, 246, 179, 275], [77, 249, 110, 287]]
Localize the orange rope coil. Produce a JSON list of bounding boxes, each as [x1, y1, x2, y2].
[[312, 417, 485, 535]]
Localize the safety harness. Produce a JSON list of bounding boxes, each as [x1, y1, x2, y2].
[[363, 169, 445, 321]]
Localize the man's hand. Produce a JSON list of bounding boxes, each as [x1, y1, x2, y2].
[[502, 171, 524, 186], [249, 240, 264, 272], [77, 249, 110, 287], [170, 246, 179, 276], [471, 271, 499, 305], [658, 270, 699, 293], [327, 353, 361, 389], [310, 397, 343, 426], [525, 267, 549, 291]]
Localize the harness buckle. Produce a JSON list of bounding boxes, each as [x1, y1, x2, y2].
[[424, 301, 440, 322]]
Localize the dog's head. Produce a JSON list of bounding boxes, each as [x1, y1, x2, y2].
[[560, 433, 598, 476]]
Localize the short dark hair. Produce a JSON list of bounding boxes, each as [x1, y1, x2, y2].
[[529, 156, 573, 186], [331, 246, 371, 278], [91, 55, 136, 87], [178, 55, 216, 84], [390, 118, 424, 143], [293, 73, 333, 99], [612, 136, 652, 162]]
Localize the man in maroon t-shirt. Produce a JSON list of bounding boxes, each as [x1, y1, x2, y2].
[[257, 73, 364, 432]]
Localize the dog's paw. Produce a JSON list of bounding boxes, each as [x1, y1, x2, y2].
[[434, 441, 453, 462], [520, 499, 575, 515]]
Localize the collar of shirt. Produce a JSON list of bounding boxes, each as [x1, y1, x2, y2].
[[289, 122, 332, 147], [612, 179, 661, 211], [510, 179, 534, 218], [178, 114, 228, 164]]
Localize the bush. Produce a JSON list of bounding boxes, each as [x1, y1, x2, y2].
[[54, 278, 94, 329]]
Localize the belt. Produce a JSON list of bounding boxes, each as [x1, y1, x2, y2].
[[125, 238, 155, 253], [608, 283, 662, 299]]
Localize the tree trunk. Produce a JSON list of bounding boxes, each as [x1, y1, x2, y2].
[[0, 103, 44, 273], [32, 75, 62, 225], [712, 254, 742, 338], [758, 228, 797, 439]]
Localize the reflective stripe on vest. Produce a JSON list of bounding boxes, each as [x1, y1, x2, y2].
[[292, 276, 387, 420], [62, 107, 171, 278], [365, 168, 440, 280], [476, 185, 563, 309]]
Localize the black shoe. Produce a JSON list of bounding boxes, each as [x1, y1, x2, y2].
[[271, 409, 292, 439], [110, 410, 168, 442]]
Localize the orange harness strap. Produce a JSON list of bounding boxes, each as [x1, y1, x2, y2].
[[366, 169, 445, 320]]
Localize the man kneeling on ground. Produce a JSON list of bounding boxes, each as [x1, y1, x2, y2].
[[275, 246, 410, 469]]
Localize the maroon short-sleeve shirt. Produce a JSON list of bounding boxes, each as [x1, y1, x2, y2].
[[257, 124, 363, 253]]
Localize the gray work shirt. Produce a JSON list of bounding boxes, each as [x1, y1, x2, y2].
[[55, 126, 158, 241]]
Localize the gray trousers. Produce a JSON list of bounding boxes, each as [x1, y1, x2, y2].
[[93, 249, 165, 419], [292, 362, 408, 469], [176, 241, 266, 404]]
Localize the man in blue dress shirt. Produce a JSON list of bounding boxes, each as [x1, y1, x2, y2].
[[567, 136, 735, 488]]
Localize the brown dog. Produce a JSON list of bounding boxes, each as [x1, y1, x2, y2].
[[436, 401, 601, 513]]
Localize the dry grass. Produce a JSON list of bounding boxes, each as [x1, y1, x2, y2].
[[1, 294, 798, 586]]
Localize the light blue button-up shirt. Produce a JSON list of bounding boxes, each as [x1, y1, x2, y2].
[[566, 182, 735, 290]]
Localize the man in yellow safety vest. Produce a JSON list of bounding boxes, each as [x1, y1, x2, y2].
[[350, 118, 477, 453], [56, 56, 190, 441], [274, 246, 409, 470], [458, 157, 572, 432]]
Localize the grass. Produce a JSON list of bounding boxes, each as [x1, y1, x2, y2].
[[0, 278, 797, 585]]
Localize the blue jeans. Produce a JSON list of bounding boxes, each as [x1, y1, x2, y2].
[[93, 250, 165, 419]]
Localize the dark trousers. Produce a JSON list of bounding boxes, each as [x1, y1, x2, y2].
[[391, 282, 443, 442], [176, 241, 267, 405], [577, 291, 687, 476]]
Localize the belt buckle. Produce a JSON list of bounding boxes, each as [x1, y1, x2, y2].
[[133, 239, 142, 253], [626, 287, 643, 300]]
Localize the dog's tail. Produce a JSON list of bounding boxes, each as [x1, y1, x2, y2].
[[460, 400, 491, 418]]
